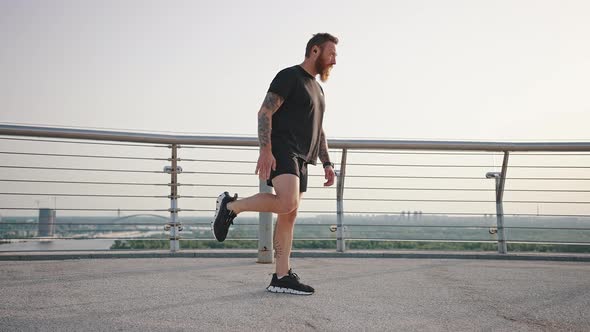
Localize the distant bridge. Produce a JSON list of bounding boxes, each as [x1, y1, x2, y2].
[[110, 214, 169, 223]]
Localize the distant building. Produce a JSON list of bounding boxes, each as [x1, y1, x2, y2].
[[38, 208, 56, 237]]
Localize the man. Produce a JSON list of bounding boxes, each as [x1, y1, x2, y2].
[[212, 33, 338, 295]]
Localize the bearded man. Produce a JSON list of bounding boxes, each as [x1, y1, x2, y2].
[[212, 33, 338, 295]]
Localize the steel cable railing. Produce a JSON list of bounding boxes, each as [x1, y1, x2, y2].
[[0, 136, 167, 148], [0, 151, 169, 161], [1, 125, 590, 257], [0, 131, 173, 252], [327, 149, 590, 253], [0, 179, 169, 186], [0, 165, 164, 173]]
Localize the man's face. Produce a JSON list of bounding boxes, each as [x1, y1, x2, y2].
[[315, 42, 337, 82]]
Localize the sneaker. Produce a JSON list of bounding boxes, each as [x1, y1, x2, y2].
[[266, 269, 315, 295], [211, 192, 238, 242]]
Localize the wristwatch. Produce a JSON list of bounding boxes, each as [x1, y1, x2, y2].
[[323, 161, 335, 169]]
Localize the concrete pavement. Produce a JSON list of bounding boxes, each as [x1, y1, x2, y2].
[[1, 257, 589, 331]]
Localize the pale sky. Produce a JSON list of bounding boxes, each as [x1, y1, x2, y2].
[[1, 1, 590, 219], [1, 0, 589, 140]]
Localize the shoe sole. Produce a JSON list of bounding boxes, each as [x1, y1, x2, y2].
[[211, 192, 227, 241], [266, 286, 314, 295]]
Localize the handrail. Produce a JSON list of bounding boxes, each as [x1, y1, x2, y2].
[[2, 124, 590, 151], [2, 124, 590, 256]]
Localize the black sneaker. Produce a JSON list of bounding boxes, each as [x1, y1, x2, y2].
[[211, 192, 238, 242], [266, 269, 315, 295]]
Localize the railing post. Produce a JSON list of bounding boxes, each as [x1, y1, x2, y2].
[[258, 180, 274, 263], [486, 151, 509, 254], [165, 144, 182, 252], [336, 148, 348, 252]]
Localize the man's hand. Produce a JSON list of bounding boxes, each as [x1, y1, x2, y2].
[[324, 166, 336, 186], [255, 150, 276, 181]]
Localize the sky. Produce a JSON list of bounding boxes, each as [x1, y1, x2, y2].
[[1, 0, 589, 141], [1, 1, 590, 220]]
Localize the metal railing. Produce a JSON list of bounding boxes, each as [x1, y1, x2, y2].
[[1, 124, 590, 261]]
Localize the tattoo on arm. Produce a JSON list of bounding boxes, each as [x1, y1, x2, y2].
[[258, 92, 284, 149], [258, 112, 271, 148], [262, 92, 283, 113], [319, 130, 330, 163]]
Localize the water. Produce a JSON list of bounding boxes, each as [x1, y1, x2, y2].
[[0, 239, 115, 251]]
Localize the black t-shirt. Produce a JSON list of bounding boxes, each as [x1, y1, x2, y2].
[[267, 65, 325, 165]]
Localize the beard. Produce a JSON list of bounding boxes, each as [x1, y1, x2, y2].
[[315, 56, 333, 82]]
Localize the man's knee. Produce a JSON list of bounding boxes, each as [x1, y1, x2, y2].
[[272, 174, 300, 214], [276, 195, 299, 214], [277, 206, 298, 226]]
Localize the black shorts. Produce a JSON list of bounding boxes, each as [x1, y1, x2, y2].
[[266, 151, 308, 192]]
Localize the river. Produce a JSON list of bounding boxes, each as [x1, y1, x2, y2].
[[0, 239, 116, 251]]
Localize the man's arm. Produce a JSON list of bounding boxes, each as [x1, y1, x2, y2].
[[255, 92, 284, 180], [257, 92, 283, 151], [318, 129, 331, 164], [319, 128, 336, 187]]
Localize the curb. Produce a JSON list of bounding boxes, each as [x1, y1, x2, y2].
[[292, 251, 590, 262], [1, 250, 590, 262]]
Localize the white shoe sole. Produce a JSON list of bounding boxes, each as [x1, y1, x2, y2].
[[266, 286, 313, 295], [211, 192, 226, 239]]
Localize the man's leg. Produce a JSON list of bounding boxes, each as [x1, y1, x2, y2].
[[274, 192, 302, 277], [265, 174, 314, 295], [226, 175, 299, 215], [213, 172, 299, 242]]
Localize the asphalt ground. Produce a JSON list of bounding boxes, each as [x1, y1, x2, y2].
[[1, 257, 589, 331]]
